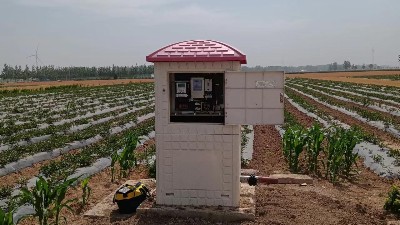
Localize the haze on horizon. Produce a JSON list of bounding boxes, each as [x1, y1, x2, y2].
[[1, 0, 399, 68]]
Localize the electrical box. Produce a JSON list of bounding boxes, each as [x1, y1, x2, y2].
[[147, 39, 284, 208], [191, 77, 204, 99], [170, 71, 284, 125], [176, 82, 188, 98], [205, 79, 212, 92], [170, 73, 224, 123]]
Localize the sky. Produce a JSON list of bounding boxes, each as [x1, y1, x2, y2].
[[1, 0, 399, 68]]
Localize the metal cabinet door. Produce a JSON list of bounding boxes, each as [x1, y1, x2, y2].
[[225, 71, 284, 125]]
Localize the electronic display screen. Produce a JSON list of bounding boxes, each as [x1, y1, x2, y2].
[[176, 82, 186, 93], [193, 79, 203, 91]]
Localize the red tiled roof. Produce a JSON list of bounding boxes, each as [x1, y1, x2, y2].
[[146, 40, 247, 64]]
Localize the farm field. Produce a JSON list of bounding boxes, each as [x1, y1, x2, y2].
[[2, 75, 400, 225], [287, 70, 400, 87], [0, 82, 156, 223], [0, 79, 154, 90]]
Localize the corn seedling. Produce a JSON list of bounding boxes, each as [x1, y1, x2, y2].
[[340, 127, 361, 177], [325, 128, 343, 183], [18, 176, 79, 225], [80, 177, 91, 207], [325, 127, 361, 183], [0, 208, 14, 225], [110, 132, 139, 181], [305, 123, 325, 174], [384, 185, 400, 214], [283, 125, 307, 173], [119, 132, 138, 177]]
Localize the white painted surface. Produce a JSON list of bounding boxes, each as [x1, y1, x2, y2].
[[154, 62, 284, 207], [225, 71, 285, 125], [155, 61, 241, 207]]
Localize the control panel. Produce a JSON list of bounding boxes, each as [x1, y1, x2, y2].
[[170, 73, 224, 123]]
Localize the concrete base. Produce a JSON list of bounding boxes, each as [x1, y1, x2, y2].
[[84, 180, 255, 222], [137, 183, 255, 222], [269, 174, 313, 184]]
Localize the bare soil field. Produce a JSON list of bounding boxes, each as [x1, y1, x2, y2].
[[0, 79, 154, 90], [287, 70, 400, 87]]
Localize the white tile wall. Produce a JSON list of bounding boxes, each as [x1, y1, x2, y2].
[[155, 61, 241, 207]]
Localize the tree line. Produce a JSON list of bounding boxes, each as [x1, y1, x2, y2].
[[329, 61, 375, 71], [242, 62, 380, 73], [0, 64, 154, 81]]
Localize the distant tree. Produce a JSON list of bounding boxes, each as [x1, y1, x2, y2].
[[369, 64, 374, 70], [343, 61, 351, 70], [112, 64, 118, 79], [332, 62, 338, 70], [362, 64, 366, 70], [24, 65, 30, 79], [1, 64, 8, 78]]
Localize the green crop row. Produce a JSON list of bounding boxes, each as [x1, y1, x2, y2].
[[0, 85, 153, 128], [0, 98, 153, 145], [290, 81, 385, 108], [0, 106, 154, 167], [0, 82, 154, 98], [285, 88, 333, 123], [283, 124, 362, 183], [286, 86, 383, 145], [286, 84, 400, 131], [40, 118, 155, 181], [288, 78, 400, 103]]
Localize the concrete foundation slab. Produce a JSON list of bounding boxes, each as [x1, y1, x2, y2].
[[84, 180, 255, 222], [137, 183, 255, 222], [269, 173, 313, 184]]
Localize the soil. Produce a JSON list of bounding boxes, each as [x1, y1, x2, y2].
[[286, 70, 400, 87], [0, 79, 154, 90], [284, 99, 316, 128]]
